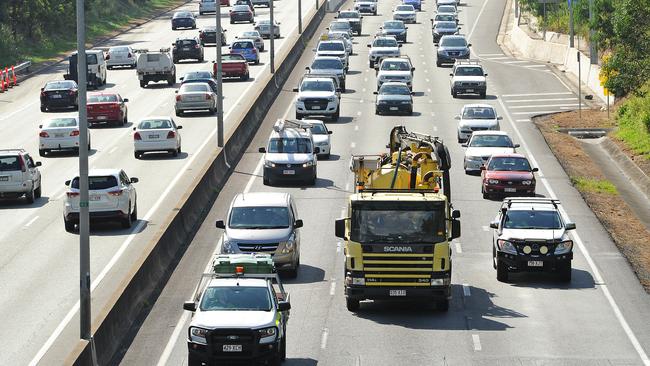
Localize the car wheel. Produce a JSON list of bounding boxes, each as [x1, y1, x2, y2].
[[559, 262, 572, 282], [496, 259, 509, 282], [452, 90, 458, 98], [295, 112, 303, 120], [39, 149, 46, 157], [73, 147, 80, 155], [64, 218, 76, 233], [177, 144, 182, 154], [332, 109, 340, 121], [134, 151, 141, 159], [175, 109, 183, 117], [263, 176, 271, 186], [131, 202, 138, 222], [280, 333, 287, 360], [436, 60, 441, 67], [122, 114, 127, 126], [172, 26, 176, 30], [480, 91, 487, 99], [482, 188, 490, 200], [240, 72, 249, 81], [346, 297, 360, 312], [25, 187, 35, 204], [492, 245, 497, 269], [40, 105, 47, 112], [199, 55, 204, 62], [121, 203, 133, 228], [369, 61, 374, 68], [254, 58, 259, 65], [35, 181, 42, 199], [171, 148, 178, 157]]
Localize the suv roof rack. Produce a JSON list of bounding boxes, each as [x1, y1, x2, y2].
[[454, 59, 482, 66], [503, 197, 560, 209], [272, 119, 313, 132], [133, 47, 171, 54], [0, 148, 25, 153]]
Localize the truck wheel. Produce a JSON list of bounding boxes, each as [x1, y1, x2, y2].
[[496, 259, 509, 282], [64, 218, 75, 233], [436, 299, 449, 312], [559, 262, 572, 282], [346, 297, 360, 312]]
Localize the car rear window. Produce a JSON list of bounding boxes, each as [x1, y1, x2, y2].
[[71, 175, 118, 190], [0, 156, 20, 171], [463, 107, 496, 119], [181, 84, 210, 92], [177, 39, 197, 47], [174, 11, 192, 18], [45, 117, 78, 128], [146, 54, 160, 62], [232, 5, 250, 11], [222, 54, 246, 61], [138, 119, 173, 129], [88, 94, 118, 103], [45, 81, 76, 90], [110, 46, 130, 53], [184, 71, 212, 80], [232, 41, 254, 49]]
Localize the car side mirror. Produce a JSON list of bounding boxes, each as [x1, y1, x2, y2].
[[373, 91, 378, 95], [514, 144, 520, 148], [398, 44, 402, 47], [65, 180, 71, 186], [305, 67, 310, 70], [336, 88, 342, 92], [258, 147, 266, 153], [175, 90, 179, 94], [40, 87, 44, 92], [458, 27, 462, 30], [172, 43, 175, 46], [130, 177, 139, 183], [411, 67, 415, 71], [179, 77, 184, 81], [335, 218, 347, 239], [367, 44, 371, 47], [405, 27, 408, 29], [292, 88, 299, 92], [489, 221, 499, 229], [277, 301, 291, 312], [39, 124, 43, 128], [461, 143, 468, 148], [468, 43, 472, 47], [328, 131, 333, 134], [215, 220, 226, 229], [449, 73, 454, 77], [132, 127, 136, 131], [484, 73, 488, 76], [314, 147, 320, 154], [177, 125, 183, 129], [294, 219, 303, 228], [565, 222, 576, 230], [183, 301, 196, 312], [532, 167, 539, 172], [451, 218, 461, 239], [497, 116, 503, 120], [35, 162, 42, 167], [454, 115, 460, 120], [123, 98, 129, 103], [452, 209, 461, 219]]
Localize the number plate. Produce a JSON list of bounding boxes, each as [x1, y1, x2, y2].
[[223, 345, 242, 352], [283, 170, 295, 175], [149, 134, 160, 139], [89, 195, 101, 201], [54, 133, 65, 138], [52, 95, 62, 99], [97, 116, 108, 120], [389, 107, 399, 111], [311, 105, 321, 110], [389, 289, 406, 297], [183, 48, 190, 51], [504, 187, 516, 193], [466, 89, 474, 93], [0, 176, 8, 181], [528, 260, 543, 267]]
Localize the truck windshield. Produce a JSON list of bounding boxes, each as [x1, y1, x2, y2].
[[350, 202, 446, 243], [201, 287, 272, 311], [229, 206, 290, 229]]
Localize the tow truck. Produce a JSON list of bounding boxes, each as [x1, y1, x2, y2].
[[335, 126, 461, 311], [183, 254, 291, 366]]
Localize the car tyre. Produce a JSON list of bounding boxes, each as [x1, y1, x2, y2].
[[559, 262, 572, 282], [295, 112, 303, 120], [480, 91, 487, 99], [369, 61, 374, 68], [240, 72, 249, 81], [134, 151, 141, 159], [121, 203, 133, 229], [39, 149, 46, 157], [332, 108, 340, 121], [131, 202, 138, 223], [346, 297, 360, 312], [254, 58, 260, 65], [496, 259, 509, 282], [25, 187, 35, 204], [175, 109, 183, 117], [40, 105, 47, 112], [263, 176, 271, 186], [35, 181, 42, 199], [140, 81, 146, 88], [452, 90, 458, 98], [436, 60, 441, 67], [171, 148, 178, 157], [64, 218, 75, 233]]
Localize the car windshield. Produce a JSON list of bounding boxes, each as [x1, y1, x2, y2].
[[110, 46, 130, 53], [330, 22, 350, 30], [229, 206, 290, 229], [436, 14, 455, 21], [330, 32, 350, 40], [45, 117, 78, 128], [181, 84, 210, 92], [381, 61, 410, 71], [503, 210, 562, 230], [350, 202, 447, 243], [223, 54, 246, 61], [71, 176, 118, 190], [437, 21, 457, 29], [318, 42, 344, 51], [184, 72, 212, 80], [232, 41, 254, 49], [440, 37, 467, 47], [380, 84, 411, 95], [258, 20, 271, 25], [0, 156, 20, 171], [338, 12, 358, 18], [45, 81, 76, 90], [174, 11, 192, 18], [312, 59, 343, 69], [88, 94, 118, 103], [456, 66, 484, 76], [396, 5, 413, 11], [200, 287, 272, 311], [438, 6, 456, 13], [233, 5, 250, 11], [488, 157, 531, 171], [463, 107, 496, 119], [268, 137, 313, 153], [469, 135, 513, 148], [383, 21, 404, 29], [309, 124, 328, 134], [301, 80, 335, 92], [242, 31, 260, 37], [373, 38, 398, 47], [138, 119, 173, 129]]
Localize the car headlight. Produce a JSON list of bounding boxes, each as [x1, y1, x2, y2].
[[264, 160, 276, 168], [257, 327, 277, 344], [190, 327, 208, 345], [490, 123, 500, 130], [478, 81, 486, 86], [488, 179, 500, 184], [222, 239, 239, 254], [377, 100, 388, 104], [497, 239, 517, 254], [278, 234, 295, 254], [400, 100, 411, 104], [328, 96, 337, 102], [554, 240, 573, 254], [302, 161, 314, 168], [315, 141, 328, 147], [521, 180, 533, 185]]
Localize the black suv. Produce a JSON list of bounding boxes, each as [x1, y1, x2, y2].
[[199, 26, 227, 46], [172, 38, 204, 63]]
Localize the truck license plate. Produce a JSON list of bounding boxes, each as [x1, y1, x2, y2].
[[222, 344, 242, 352], [389, 289, 406, 297], [528, 260, 543, 267], [504, 188, 516, 192], [283, 170, 295, 175]]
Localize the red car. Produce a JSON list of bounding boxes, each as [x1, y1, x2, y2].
[[87, 93, 129, 127], [221, 0, 230, 5], [481, 154, 538, 199], [217, 53, 250, 81]]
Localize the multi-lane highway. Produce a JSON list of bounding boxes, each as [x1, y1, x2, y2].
[[119, 0, 650, 365], [0, 0, 323, 364]]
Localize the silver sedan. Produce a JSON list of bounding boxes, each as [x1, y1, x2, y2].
[[237, 30, 265, 51], [255, 20, 281, 39], [174, 82, 217, 116]]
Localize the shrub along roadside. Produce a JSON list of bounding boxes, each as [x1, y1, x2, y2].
[[615, 81, 650, 159]]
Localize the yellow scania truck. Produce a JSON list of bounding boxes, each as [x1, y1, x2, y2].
[[335, 126, 461, 311]]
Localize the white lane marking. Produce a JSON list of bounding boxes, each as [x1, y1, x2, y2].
[[364, 77, 368, 82], [362, 88, 366, 93], [515, 119, 531, 122], [428, 100, 433, 103], [244, 159, 265, 193], [427, 88, 431, 93], [433, 126, 438, 132], [0, 101, 37, 122], [482, 226, 489, 232], [509, 103, 581, 109], [345, 182, 351, 191], [511, 110, 567, 115], [478, 53, 504, 57], [502, 92, 573, 97], [108, 146, 117, 154], [483, 57, 510, 60], [468, 0, 490, 40], [350, 142, 356, 148], [424, 69, 428, 73], [340, 208, 347, 218], [503, 60, 528, 64], [525, 64, 548, 68], [496, 96, 650, 365], [425, 78, 430, 83], [356, 111, 362, 117], [359, 99, 364, 104], [472, 334, 482, 351], [337, 241, 341, 253], [455, 242, 462, 254], [506, 98, 578, 103], [320, 328, 329, 349], [354, 125, 359, 131], [430, 112, 435, 117], [24, 216, 39, 227], [329, 281, 336, 296], [462, 284, 471, 297]]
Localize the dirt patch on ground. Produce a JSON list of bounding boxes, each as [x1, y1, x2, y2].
[[535, 110, 650, 292]]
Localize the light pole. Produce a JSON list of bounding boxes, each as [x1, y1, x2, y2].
[[270, 0, 275, 73], [216, 0, 224, 147], [589, 0, 597, 64], [298, 0, 302, 34], [569, 0, 575, 48]]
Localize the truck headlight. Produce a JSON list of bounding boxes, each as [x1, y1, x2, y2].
[[222, 240, 239, 254], [264, 160, 276, 168], [257, 327, 277, 344], [190, 327, 208, 345], [430, 278, 450, 286], [302, 161, 314, 168], [352, 277, 365, 285], [554, 240, 573, 254], [497, 239, 517, 254], [328, 96, 337, 102]]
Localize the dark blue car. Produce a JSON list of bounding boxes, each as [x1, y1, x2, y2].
[[171, 11, 196, 30], [229, 40, 260, 64], [403, 0, 421, 11]]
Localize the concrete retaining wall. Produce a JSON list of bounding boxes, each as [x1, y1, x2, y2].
[[70, 3, 327, 365], [600, 138, 650, 201]]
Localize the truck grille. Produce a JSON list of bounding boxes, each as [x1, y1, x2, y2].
[[460, 82, 479, 87], [361, 245, 435, 286], [209, 329, 256, 357], [304, 98, 329, 110], [237, 243, 279, 253]]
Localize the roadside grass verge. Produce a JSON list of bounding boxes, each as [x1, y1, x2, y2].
[[570, 177, 618, 195]]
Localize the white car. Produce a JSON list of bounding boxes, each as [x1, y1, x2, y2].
[[315, 40, 349, 70], [328, 20, 354, 37], [38, 116, 90, 156], [133, 117, 182, 159], [367, 36, 401, 68], [174, 82, 218, 116], [199, 0, 217, 14], [304, 119, 332, 158], [106, 46, 136, 69], [462, 130, 519, 173], [0, 149, 42, 203], [354, 0, 377, 15], [392, 5, 417, 23], [294, 76, 341, 121], [376, 57, 414, 89], [455, 104, 502, 142], [328, 31, 353, 55], [63, 169, 138, 232], [237, 31, 265, 51]]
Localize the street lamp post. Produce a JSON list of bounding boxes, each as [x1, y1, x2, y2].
[[569, 0, 575, 48], [216, 0, 224, 147], [270, 0, 275, 73], [589, 0, 597, 64], [298, 0, 302, 34]]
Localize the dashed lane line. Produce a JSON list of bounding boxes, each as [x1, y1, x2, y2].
[[501, 92, 573, 97], [472, 334, 482, 351]]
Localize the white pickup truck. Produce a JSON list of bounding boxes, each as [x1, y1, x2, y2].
[[135, 48, 176, 88]]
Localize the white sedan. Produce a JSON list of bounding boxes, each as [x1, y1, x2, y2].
[[38, 116, 90, 156], [304, 119, 332, 158], [106, 46, 137, 69], [393, 5, 417, 23], [133, 117, 182, 159], [462, 130, 519, 173]]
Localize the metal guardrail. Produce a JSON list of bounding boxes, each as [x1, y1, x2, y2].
[[13, 61, 32, 74]]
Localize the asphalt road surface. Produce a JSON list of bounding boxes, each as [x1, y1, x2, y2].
[[86, 0, 650, 365]]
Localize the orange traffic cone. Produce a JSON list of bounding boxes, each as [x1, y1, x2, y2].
[[4, 68, 11, 88], [11, 65, 17, 86]]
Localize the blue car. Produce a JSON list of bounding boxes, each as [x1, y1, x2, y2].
[[403, 0, 421, 11], [229, 40, 260, 65]]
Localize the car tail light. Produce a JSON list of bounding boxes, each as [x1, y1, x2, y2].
[[167, 131, 176, 139], [66, 192, 80, 198], [69, 90, 76, 96], [111, 103, 120, 110], [195, 44, 200, 49], [251, 48, 257, 54], [40, 91, 46, 97], [176, 95, 182, 102], [70, 130, 80, 137], [134, 132, 142, 140], [205, 94, 213, 100], [108, 189, 123, 196], [128, 53, 132, 58], [18, 156, 27, 172], [39, 131, 50, 138]]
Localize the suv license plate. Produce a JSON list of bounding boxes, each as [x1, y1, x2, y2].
[[389, 289, 406, 297], [504, 188, 516, 193], [90, 195, 101, 201], [283, 170, 295, 175], [528, 260, 543, 267], [223, 345, 242, 352], [311, 106, 321, 110], [52, 95, 62, 99], [389, 107, 399, 111]]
